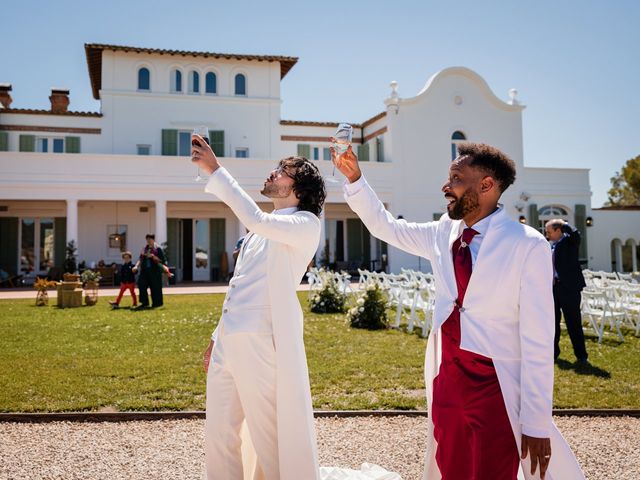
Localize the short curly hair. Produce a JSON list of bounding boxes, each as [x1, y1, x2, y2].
[[457, 143, 516, 193], [278, 156, 326, 217]]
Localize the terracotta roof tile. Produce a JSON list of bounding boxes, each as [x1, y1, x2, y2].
[[0, 108, 102, 117]]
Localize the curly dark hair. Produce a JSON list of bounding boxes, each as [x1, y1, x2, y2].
[[278, 156, 326, 217], [456, 143, 516, 193]]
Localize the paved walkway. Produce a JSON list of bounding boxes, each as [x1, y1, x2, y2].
[[0, 282, 325, 300], [1, 416, 638, 479]]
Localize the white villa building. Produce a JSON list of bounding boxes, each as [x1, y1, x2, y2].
[[0, 43, 638, 283]]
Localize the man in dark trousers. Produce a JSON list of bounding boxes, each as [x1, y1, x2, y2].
[[133, 234, 166, 309], [545, 219, 588, 363]]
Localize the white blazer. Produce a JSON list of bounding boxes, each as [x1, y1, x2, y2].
[[345, 177, 585, 480], [206, 167, 321, 480]]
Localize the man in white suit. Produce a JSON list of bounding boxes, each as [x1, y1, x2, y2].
[[192, 135, 326, 480], [333, 143, 584, 480]]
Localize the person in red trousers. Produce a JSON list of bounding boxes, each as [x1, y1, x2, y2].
[[110, 251, 137, 308]]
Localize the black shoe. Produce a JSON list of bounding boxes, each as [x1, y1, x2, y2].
[[577, 358, 590, 365], [133, 305, 149, 311]]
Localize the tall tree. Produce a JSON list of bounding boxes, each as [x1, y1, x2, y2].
[[606, 154, 640, 206]]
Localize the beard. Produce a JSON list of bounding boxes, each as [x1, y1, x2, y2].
[[260, 182, 292, 199], [447, 187, 480, 220]]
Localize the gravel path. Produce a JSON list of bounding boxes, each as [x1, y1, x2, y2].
[[1, 416, 638, 479]]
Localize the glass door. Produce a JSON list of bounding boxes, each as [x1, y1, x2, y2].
[[20, 218, 55, 277], [193, 219, 210, 282]]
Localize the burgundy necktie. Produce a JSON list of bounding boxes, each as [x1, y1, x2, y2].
[[453, 227, 479, 303]]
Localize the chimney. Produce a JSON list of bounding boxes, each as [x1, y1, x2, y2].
[[49, 88, 70, 113], [0, 84, 12, 109]]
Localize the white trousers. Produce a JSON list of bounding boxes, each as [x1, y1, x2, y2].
[[205, 331, 279, 480]]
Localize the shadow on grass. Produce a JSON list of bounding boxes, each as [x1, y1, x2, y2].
[[555, 358, 611, 378]]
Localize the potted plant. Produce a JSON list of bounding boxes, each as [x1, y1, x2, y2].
[[347, 283, 390, 330], [81, 270, 102, 306], [63, 240, 78, 275], [33, 277, 58, 306]]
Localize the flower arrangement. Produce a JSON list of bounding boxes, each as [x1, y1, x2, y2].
[[309, 269, 347, 314], [33, 277, 58, 306], [81, 270, 102, 284], [347, 283, 389, 330]]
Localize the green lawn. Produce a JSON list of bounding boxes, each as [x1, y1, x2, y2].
[[0, 293, 638, 412]]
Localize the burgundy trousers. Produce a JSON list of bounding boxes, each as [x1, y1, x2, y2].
[[431, 228, 520, 479]]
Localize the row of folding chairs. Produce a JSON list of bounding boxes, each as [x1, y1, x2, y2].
[[580, 274, 640, 342], [306, 268, 354, 297]]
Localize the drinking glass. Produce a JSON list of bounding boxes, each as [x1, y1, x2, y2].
[[327, 122, 352, 183], [192, 126, 209, 182]]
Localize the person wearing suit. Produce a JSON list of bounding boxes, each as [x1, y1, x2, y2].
[[545, 219, 588, 363], [192, 135, 326, 480], [333, 142, 584, 480]]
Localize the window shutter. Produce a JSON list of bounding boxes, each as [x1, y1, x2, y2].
[[54, 217, 67, 269], [65, 136, 81, 153], [574, 204, 587, 262], [0, 131, 8, 151], [433, 213, 443, 221], [161, 129, 178, 156], [528, 204, 539, 231], [376, 137, 384, 162], [0, 217, 19, 274], [357, 143, 370, 162], [297, 144, 310, 158], [210, 130, 225, 157], [19, 134, 35, 152]]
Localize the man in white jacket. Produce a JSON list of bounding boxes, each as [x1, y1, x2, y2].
[[192, 135, 325, 480], [333, 142, 584, 480]]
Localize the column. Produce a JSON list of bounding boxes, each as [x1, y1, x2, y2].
[[632, 243, 638, 272], [66, 199, 78, 246], [615, 241, 623, 272], [155, 199, 167, 245], [316, 210, 326, 265]]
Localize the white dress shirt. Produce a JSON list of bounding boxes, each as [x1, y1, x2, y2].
[[214, 206, 299, 339]]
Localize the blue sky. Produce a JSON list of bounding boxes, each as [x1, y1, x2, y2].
[[2, 0, 639, 207]]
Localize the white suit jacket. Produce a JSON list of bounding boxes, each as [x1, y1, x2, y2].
[[206, 167, 321, 480], [344, 177, 585, 480]]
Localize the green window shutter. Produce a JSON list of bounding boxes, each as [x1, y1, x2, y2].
[[0, 131, 8, 151], [297, 144, 310, 158], [0, 217, 19, 274], [574, 204, 587, 262], [209, 218, 226, 281], [433, 213, 443, 221], [19, 134, 35, 152], [347, 219, 370, 268], [161, 129, 178, 156], [210, 130, 225, 157], [166, 218, 178, 267], [54, 217, 67, 269], [65, 136, 81, 153], [357, 143, 370, 162], [376, 137, 384, 162], [528, 203, 539, 231]]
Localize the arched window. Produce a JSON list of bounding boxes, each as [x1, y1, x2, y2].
[[538, 205, 569, 217], [138, 67, 150, 91], [171, 69, 182, 93], [235, 73, 246, 96], [451, 130, 466, 160], [189, 71, 200, 93], [205, 72, 217, 94]]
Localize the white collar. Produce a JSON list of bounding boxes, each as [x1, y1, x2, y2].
[[461, 204, 503, 237], [273, 206, 299, 215]]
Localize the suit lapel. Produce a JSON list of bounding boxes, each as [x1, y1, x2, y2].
[[465, 208, 507, 298]]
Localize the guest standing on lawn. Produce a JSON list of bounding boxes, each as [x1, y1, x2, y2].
[[109, 251, 137, 308], [132, 234, 166, 309], [333, 142, 585, 480]]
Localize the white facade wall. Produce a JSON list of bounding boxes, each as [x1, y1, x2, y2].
[[589, 210, 640, 272]]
